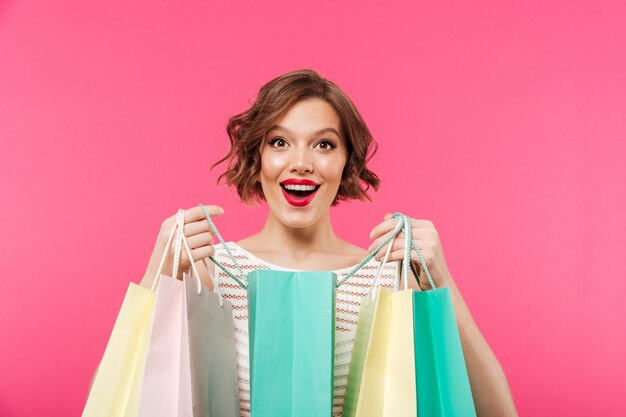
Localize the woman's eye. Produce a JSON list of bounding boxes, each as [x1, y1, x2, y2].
[[268, 137, 287, 148], [315, 140, 336, 150]]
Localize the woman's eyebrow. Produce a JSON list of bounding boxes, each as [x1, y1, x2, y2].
[[268, 125, 340, 137], [315, 127, 340, 137]]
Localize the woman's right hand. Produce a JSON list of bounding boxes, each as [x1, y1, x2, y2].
[[139, 205, 224, 289]]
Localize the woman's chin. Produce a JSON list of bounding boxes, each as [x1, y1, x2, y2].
[[272, 208, 324, 229], [280, 214, 317, 229]]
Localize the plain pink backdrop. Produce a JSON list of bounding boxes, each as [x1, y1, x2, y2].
[[1, 0, 625, 415]]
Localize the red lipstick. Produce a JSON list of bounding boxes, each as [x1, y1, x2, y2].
[[281, 179, 319, 186], [280, 178, 320, 207]]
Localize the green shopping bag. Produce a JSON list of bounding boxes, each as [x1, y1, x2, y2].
[[413, 288, 476, 416], [247, 270, 336, 417]]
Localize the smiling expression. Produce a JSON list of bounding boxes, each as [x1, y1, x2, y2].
[[258, 98, 348, 228]]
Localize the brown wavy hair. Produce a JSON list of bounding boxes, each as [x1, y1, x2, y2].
[[213, 69, 380, 206]]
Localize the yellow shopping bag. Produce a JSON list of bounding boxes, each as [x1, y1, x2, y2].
[[82, 284, 156, 417], [343, 214, 417, 417], [353, 288, 416, 417], [83, 210, 188, 417]]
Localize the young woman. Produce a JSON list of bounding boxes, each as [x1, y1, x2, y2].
[[139, 69, 518, 416]]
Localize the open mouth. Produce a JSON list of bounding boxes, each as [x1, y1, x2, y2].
[[279, 181, 321, 206]]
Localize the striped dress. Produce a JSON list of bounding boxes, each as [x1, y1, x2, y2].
[[212, 242, 401, 417]]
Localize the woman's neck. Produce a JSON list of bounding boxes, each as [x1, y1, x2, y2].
[[244, 211, 343, 257]]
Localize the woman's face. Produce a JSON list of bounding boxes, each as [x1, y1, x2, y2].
[[258, 97, 348, 229]]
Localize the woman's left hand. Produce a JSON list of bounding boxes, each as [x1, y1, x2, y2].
[[367, 213, 455, 290]]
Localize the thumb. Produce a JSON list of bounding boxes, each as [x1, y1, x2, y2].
[[384, 212, 392, 220]]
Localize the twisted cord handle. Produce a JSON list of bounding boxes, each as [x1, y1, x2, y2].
[[367, 232, 395, 299], [175, 210, 204, 295], [202, 257, 224, 306], [403, 215, 437, 289], [151, 211, 180, 291], [336, 213, 406, 287], [196, 205, 436, 291], [199, 204, 248, 289]]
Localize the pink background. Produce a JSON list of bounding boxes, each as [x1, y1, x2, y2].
[[1, 0, 625, 415]]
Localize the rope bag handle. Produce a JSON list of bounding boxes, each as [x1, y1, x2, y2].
[[198, 204, 436, 290]]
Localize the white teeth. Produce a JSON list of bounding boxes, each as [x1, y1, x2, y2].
[[283, 184, 317, 191]]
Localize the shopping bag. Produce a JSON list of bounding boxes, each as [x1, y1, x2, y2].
[[184, 271, 240, 417], [82, 283, 156, 417], [85, 209, 191, 417], [137, 274, 191, 417], [345, 289, 416, 417], [413, 287, 476, 416], [247, 270, 336, 417], [136, 209, 193, 417], [343, 219, 415, 417]]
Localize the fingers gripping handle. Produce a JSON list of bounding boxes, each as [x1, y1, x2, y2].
[[337, 212, 436, 290], [151, 209, 203, 294], [337, 214, 406, 288]]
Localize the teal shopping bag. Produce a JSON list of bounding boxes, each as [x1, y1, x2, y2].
[[247, 270, 336, 417], [413, 287, 476, 417]]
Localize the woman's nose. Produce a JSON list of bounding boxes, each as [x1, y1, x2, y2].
[[289, 149, 313, 174]]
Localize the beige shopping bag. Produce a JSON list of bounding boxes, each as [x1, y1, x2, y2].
[[82, 283, 156, 417]]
